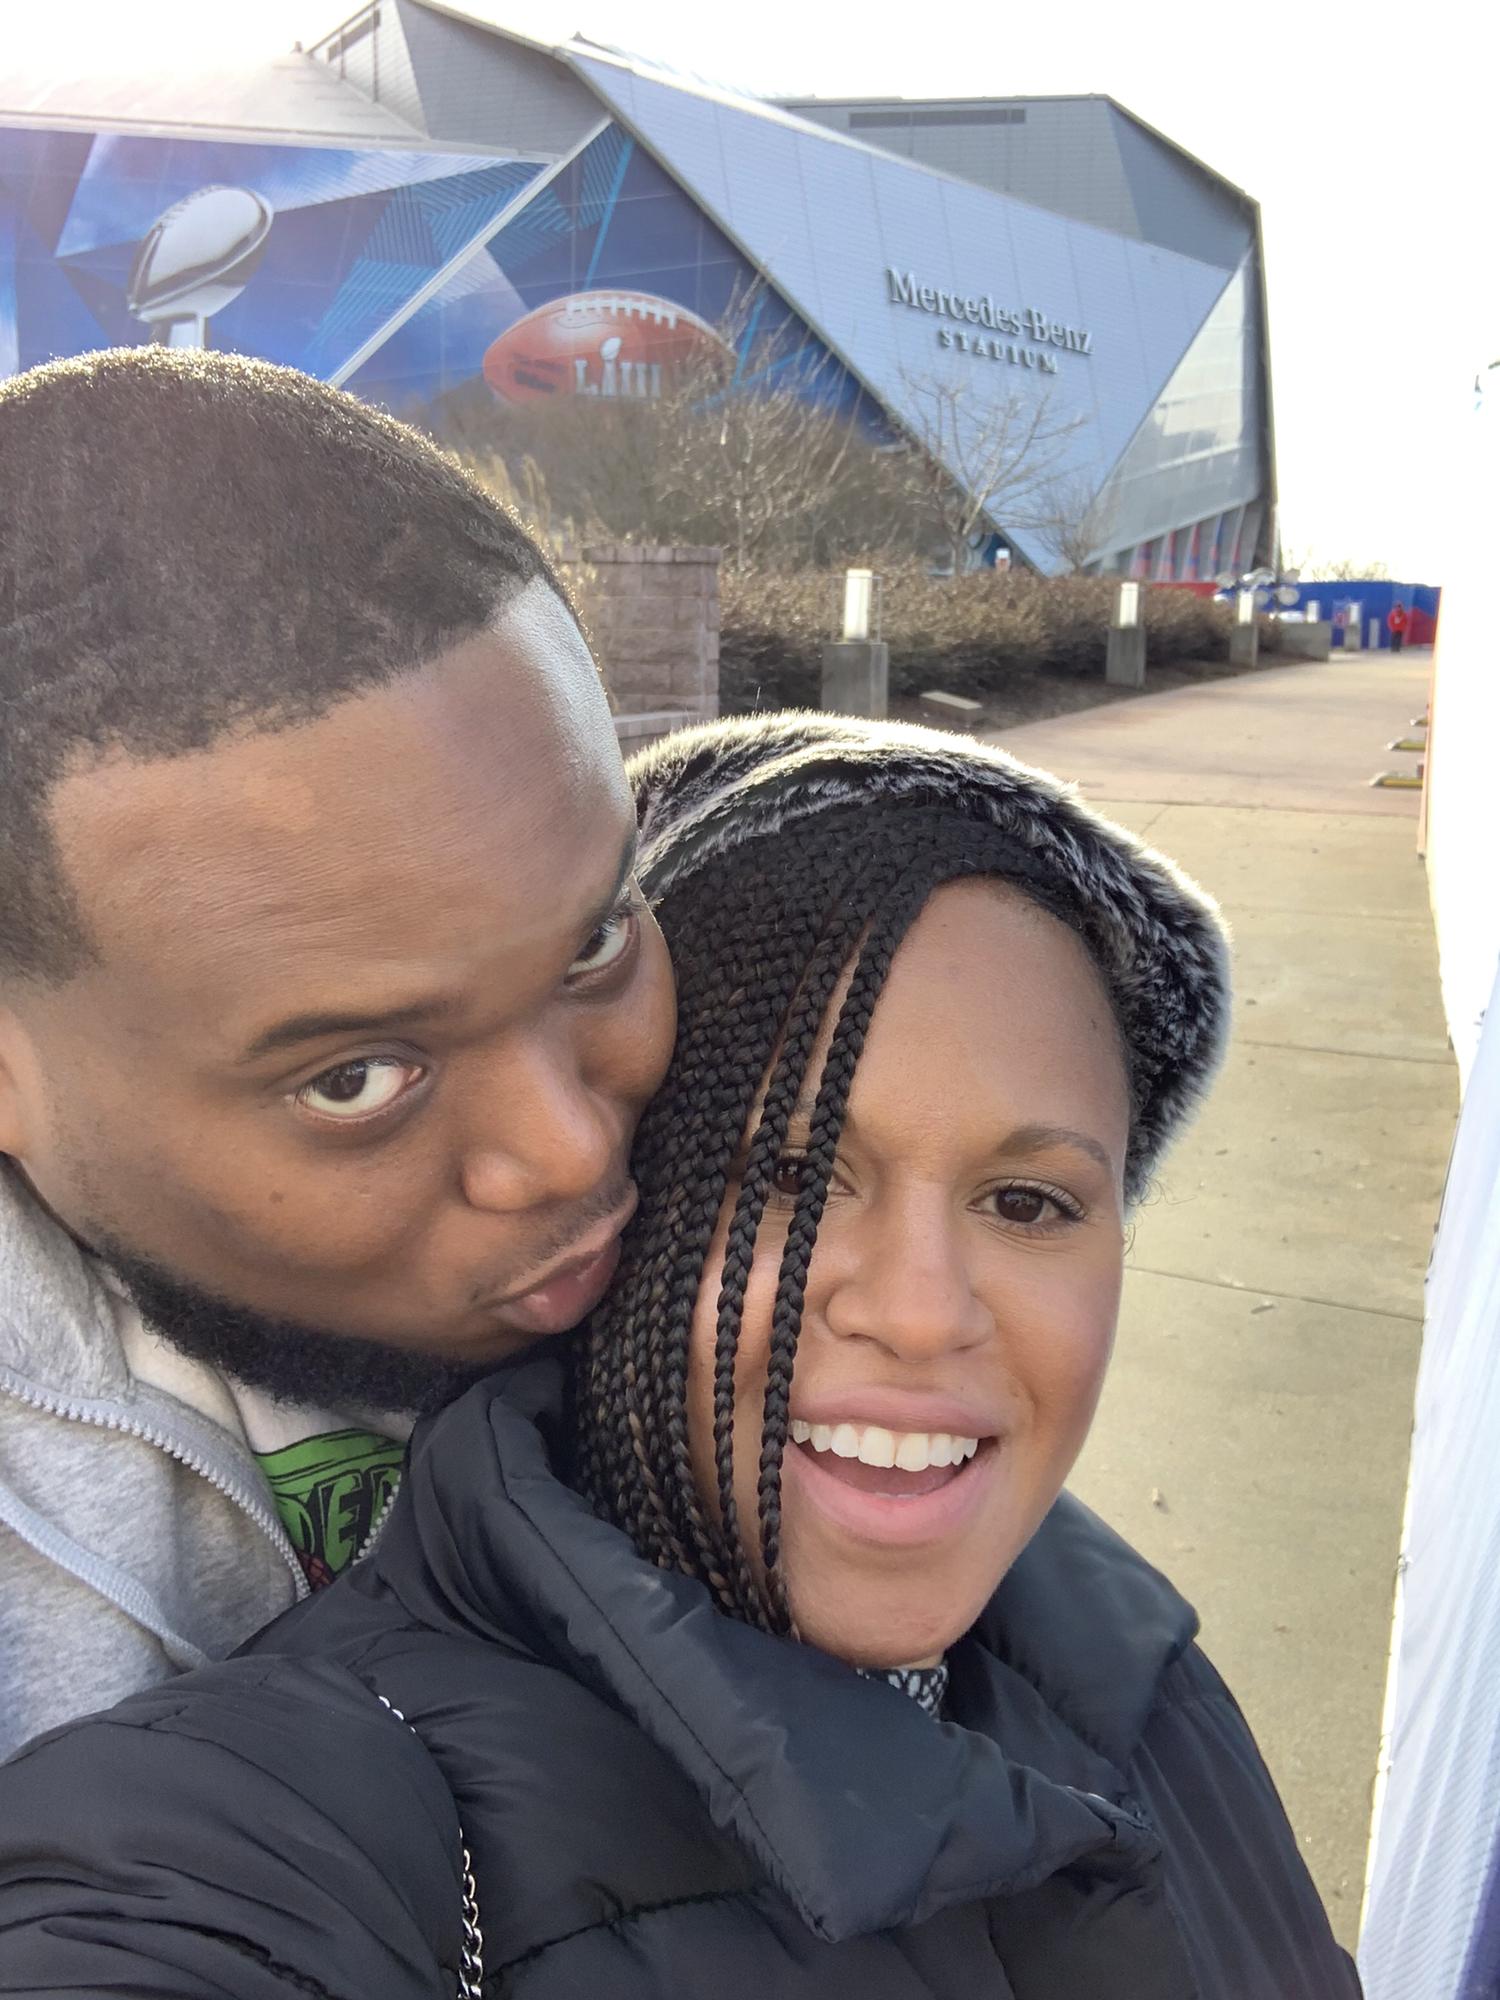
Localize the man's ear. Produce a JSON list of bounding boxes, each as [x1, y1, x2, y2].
[[0, 1009, 36, 1159]]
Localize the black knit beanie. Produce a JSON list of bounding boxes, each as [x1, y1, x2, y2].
[[628, 711, 1231, 1204]]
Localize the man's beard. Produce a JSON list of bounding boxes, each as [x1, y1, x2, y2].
[[96, 1235, 493, 1418]]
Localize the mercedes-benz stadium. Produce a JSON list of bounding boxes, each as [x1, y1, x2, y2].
[[0, 1, 1276, 577]]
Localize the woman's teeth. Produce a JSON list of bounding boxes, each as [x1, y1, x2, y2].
[[789, 1419, 981, 1471]]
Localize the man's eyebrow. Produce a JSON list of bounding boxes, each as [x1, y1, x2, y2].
[[593, 829, 639, 925], [238, 830, 640, 1067], [239, 998, 456, 1065]]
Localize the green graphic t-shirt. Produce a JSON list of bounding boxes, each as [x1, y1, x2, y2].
[[255, 1428, 405, 1591]]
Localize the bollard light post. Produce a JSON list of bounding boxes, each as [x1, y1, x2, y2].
[[1105, 578, 1146, 687], [821, 568, 890, 717], [1229, 587, 1259, 668], [841, 568, 875, 642]]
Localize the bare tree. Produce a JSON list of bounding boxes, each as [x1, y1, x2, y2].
[[882, 369, 1087, 575], [1028, 471, 1116, 574], [1278, 546, 1392, 582], [646, 333, 861, 572], [438, 283, 902, 572]]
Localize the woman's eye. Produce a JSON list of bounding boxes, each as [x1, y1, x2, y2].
[[771, 1154, 809, 1200], [567, 899, 638, 980], [295, 1057, 422, 1123], [989, 1184, 1080, 1228]]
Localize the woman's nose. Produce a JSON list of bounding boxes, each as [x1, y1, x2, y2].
[[456, 1037, 618, 1216], [820, 1197, 991, 1361]]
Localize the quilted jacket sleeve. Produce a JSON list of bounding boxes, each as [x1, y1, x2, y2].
[[0, 1656, 463, 2000], [1131, 1644, 1364, 2000]]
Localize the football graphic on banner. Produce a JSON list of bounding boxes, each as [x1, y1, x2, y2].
[[483, 290, 731, 404]]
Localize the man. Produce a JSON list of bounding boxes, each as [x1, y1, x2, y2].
[[0, 348, 676, 1756], [1387, 600, 1409, 653]]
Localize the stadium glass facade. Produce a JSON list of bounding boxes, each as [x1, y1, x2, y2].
[[0, 3, 1275, 578]]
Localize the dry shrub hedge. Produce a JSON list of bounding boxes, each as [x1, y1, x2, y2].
[[718, 563, 1267, 715]]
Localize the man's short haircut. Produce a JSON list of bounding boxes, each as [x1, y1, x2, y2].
[[0, 346, 570, 983]]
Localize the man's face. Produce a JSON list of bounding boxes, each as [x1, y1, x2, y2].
[[0, 582, 675, 1402]]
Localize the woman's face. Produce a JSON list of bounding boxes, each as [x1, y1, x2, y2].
[[686, 878, 1132, 1670]]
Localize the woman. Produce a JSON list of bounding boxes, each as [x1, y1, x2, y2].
[[0, 714, 1358, 1997]]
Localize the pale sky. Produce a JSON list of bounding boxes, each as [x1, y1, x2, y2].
[[9, 0, 1490, 580]]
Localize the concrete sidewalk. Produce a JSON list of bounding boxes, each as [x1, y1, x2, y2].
[[988, 649, 1453, 1946]]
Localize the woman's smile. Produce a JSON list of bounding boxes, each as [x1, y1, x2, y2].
[[780, 1384, 1003, 1547], [783, 1422, 1001, 1550]]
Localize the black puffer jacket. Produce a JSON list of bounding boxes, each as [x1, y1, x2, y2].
[[0, 1353, 1357, 1998]]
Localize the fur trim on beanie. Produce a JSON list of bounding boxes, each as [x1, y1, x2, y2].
[[628, 710, 1231, 1201]]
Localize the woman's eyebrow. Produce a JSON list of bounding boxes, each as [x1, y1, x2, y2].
[[1001, 1123, 1115, 1174], [775, 1107, 1113, 1169], [748, 1099, 1112, 1175], [787, 1080, 840, 1132], [732, 1081, 827, 1150]]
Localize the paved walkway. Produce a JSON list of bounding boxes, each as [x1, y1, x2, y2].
[[987, 649, 1454, 1946]]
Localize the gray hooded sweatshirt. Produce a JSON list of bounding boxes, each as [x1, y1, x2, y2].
[[0, 1168, 306, 1758]]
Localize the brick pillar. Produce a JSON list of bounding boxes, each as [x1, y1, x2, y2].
[[556, 542, 721, 752]]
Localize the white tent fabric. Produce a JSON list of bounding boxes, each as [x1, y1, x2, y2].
[[1361, 393, 1500, 1998], [1359, 957, 1500, 1998]]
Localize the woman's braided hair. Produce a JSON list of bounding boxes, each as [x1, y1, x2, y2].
[[572, 801, 1130, 1636]]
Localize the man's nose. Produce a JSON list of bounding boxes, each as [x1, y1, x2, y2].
[[820, 1193, 991, 1361], [456, 1035, 617, 1215]]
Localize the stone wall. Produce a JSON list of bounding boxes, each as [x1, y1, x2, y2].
[[557, 541, 721, 753], [1277, 619, 1333, 661]]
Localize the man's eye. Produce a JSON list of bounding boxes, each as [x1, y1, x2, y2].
[[567, 899, 637, 979], [295, 1058, 422, 1122]]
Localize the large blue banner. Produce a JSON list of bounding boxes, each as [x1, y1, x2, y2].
[[0, 119, 867, 434], [346, 125, 866, 425], [0, 127, 544, 383]]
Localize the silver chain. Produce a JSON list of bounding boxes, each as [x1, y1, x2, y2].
[[377, 1694, 485, 1997]]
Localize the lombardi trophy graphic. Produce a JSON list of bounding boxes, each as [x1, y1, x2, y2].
[[127, 186, 274, 350]]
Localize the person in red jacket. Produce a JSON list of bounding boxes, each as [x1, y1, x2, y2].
[[1388, 601, 1410, 653]]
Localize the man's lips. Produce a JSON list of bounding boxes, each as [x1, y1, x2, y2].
[[478, 1176, 636, 1304], [464, 1192, 640, 1336], [491, 1236, 624, 1337]]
